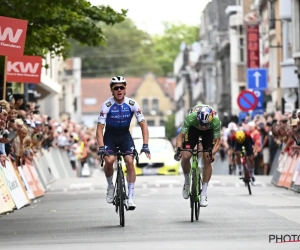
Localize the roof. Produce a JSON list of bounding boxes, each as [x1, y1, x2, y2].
[[157, 77, 176, 101], [81, 75, 176, 113], [81, 77, 142, 113]]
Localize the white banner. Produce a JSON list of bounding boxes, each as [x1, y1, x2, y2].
[[0, 161, 28, 209], [18, 166, 35, 200]]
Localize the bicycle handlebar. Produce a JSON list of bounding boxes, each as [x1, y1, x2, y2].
[[178, 148, 213, 160], [100, 149, 139, 167]]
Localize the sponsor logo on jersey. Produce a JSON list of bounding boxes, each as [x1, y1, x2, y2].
[[105, 102, 112, 107], [136, 108, 142, 115], [100, 110, 105, 117], [129, 100, 135, 106]]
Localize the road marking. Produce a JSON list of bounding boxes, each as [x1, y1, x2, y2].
[[69, 183, 92, 189], [155, 183, 160, 187], [142, 184, 148, 189], [168, 184, 174, 188], [141, 194, 149, 197], [235, 183, 240, 188]]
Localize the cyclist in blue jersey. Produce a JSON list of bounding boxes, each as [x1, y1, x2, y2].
[[96, 76, 151, 210]]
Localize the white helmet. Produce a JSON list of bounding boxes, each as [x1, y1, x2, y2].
[[110, 76, 126, 88], [227, 122, 237, 131]]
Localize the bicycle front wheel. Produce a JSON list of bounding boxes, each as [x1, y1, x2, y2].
[[190, 168, 196, 222], [243, 163, 252, 195], [195, 171, 201, 220], [118, 169, 125, 227]]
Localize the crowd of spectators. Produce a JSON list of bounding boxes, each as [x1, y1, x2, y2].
[[0, 95, 99, 175], [220, 110, 300, 176]]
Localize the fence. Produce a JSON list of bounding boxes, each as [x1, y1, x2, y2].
[[0, 148, 76, 215], [271, 147, 300, 193]]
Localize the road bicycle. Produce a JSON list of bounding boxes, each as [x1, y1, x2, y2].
[[101, 148, 139, 227], [238, 146, 252, 195], [178, 147, 213, 222]]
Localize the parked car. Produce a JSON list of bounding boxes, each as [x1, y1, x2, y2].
[[122, 138, 180, 175]]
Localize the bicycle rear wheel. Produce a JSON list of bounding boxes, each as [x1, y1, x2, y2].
[[118, 169, 125, 227]]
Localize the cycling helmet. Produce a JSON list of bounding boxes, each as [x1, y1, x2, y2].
[[228, 122, 237, 131], [235, 130, 246, 144], [110, 76, 126, 88], [197, 106, 213, 127]]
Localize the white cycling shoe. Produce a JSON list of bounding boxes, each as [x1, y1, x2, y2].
[[200, 195, 208, 207], [182, 184, 190, 199], [125, 199, 136, 210], [106, 186, 114, 204]]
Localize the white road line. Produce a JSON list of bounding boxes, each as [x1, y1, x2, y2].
[[63, 188, 68, 192], [168, 184, 174, 188], [142, 184, 148, 189], [235, 183, 240, 188], [69, 183, 92, 189], [155, 183, 160, 187]]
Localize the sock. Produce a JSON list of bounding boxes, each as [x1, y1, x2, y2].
[[250, 169, 255, 180], [128, 183, 134, 199], [184, 173, 190, 185], [106, 175, 114, 188], [201, 182, 208, 196], [238, 165, 242, 174]]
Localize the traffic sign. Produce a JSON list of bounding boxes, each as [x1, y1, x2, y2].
[[237, 90, 258, 111], [247, 68, 267, 89], [249, 89, 264, 110]]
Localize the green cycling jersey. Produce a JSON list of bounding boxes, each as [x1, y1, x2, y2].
[[180, 104, 221, 138]]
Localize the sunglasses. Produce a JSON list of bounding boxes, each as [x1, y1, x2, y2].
[[113, 86, 125, 91]]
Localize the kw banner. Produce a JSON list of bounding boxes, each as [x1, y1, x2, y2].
[[0, 16, 28, 57], [0, 169, 14, 213], [18, 166, 35, 200], [0, 161, 28, 209], [6, 56, 42, 84]]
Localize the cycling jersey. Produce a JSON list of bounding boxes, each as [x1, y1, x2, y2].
[[98, 97, 145, 133], [180, 104, 221, 138], [230, 131, 254, 156]]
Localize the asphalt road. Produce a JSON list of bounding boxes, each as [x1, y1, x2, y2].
[[1, 169, 300, 250]]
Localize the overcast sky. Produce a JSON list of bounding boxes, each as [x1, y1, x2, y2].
[[89, 0, 211, 35]]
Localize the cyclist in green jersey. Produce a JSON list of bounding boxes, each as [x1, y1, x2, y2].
[[174, 105, 222, 207]]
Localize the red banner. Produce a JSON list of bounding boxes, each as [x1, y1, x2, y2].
[[0, 16, 28, 57], [246, 25, 260, 68], [6, 56, 42, 84]]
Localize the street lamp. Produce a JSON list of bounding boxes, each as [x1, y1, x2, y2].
[[294, 57, 300, 109]]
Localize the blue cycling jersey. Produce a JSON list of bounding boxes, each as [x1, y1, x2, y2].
[[98, 97, 145, 133]]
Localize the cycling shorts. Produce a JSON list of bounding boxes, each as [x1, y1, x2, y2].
[[234, 140, 253, 156], [182, 126, 214, 150], [104, 131, 135, 155]]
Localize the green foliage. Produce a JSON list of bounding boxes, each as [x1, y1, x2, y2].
[[70, 18, 163, 77], [0, 0, 127, 58], [165, 113, 177, 140], [152, 22, 199, 76], [70, 20, 199, 77]]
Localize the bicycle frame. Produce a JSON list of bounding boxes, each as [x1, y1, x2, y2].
[[240, 146, 252, 195], [100, 149, 139, 227], [179, 147, 212, 222]]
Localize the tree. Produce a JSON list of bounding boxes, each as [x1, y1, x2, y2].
[[0, 0, 127, 59], [70, 18, 163, 77], [152, 22, 199, 76], [165, 113, 177, 141]]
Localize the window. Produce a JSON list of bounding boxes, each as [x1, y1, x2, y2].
[[147, 120, 155, 126], [159, 120, 165, 126], [287, 21, 293, 58], [152, 99, 159, 111], [239, 86, 246, 92], [142, 99, 149, 112], [269, 1, 275, 30], [239, 37, 244, 62]]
